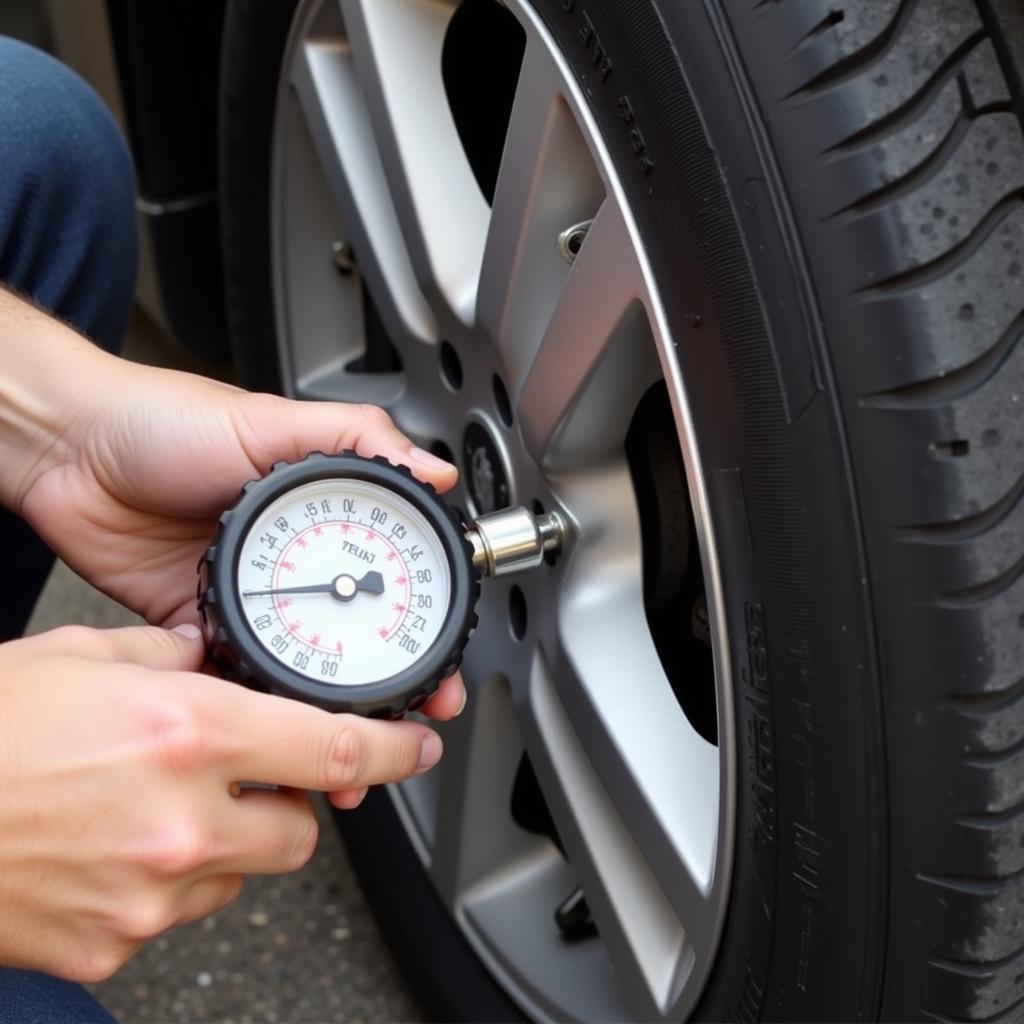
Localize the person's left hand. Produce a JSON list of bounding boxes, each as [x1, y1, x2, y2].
[[19, 361, 465, 721]]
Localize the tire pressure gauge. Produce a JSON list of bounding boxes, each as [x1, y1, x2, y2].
[[198, 452, 565, 717]]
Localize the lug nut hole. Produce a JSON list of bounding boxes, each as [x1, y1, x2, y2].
[[557, 219, 593, 264], [493, 375, 514, 428], [509, 585, 528, 641], [440, 341, 463, 391]]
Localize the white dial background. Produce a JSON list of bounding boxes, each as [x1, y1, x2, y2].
[[236, 479, 452, 687]]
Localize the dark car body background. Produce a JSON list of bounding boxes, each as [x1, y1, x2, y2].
[[5, 0, 230, 362]]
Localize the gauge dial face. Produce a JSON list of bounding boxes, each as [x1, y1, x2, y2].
[[236, 479, 452, 687]]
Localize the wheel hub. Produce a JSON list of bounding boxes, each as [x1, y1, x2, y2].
[[462, 420, 511, 515]]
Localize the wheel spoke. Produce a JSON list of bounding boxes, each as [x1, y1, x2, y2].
[[475, 40, 560, 349], [551, 570, 722, 938], [516, 654, 701, 1022], [515, 467, 723, 1018], [289, 32, 436, 353], [514, 199, 657, 470], [427, 673, 539, 910], [339, 0, 489, 322], [475, 40, 603, 386]]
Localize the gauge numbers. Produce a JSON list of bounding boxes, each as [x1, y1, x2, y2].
[[237, 479, 451, 687]]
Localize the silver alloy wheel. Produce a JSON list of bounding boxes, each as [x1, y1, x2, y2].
[[271, 1, 736, 1019]]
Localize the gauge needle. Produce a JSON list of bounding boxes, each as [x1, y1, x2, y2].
[[354, 571, 385, 595], [243, 571, 385, 602]]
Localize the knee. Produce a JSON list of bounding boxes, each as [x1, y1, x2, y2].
[[0, 37, 136, 241], [0, 37, 137, 347]]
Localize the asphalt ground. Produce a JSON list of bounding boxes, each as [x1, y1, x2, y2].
[[23, 312, 424, 1023]]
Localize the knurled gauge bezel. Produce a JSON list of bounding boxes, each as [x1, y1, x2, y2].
[[199, 452, 479, 717]]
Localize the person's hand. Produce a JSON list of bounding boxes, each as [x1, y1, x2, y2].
[[12, 328, 464, 720], [20, 361, 453, 627], [0, 623, 445, 981]]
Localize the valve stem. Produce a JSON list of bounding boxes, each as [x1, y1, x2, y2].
[[465, 506, 567, 578], [556, 219, 593, 264]]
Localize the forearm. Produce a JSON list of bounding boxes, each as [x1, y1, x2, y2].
[[0, 288, 118, 514]]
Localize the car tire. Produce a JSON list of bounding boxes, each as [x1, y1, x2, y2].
[[220, 0, 297, 393], [220, 0, 1024, 1019]]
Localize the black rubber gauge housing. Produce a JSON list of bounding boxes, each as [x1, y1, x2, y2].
[[198, 452, 479, 717]]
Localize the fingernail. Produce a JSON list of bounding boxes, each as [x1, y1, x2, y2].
[[351, 786, 369, 808], [455, 687, 468, 718], [418, 732, 443, 772], [172, 623, 202, 640], [410, 446, 454, 472]]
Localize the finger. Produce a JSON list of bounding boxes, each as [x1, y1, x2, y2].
[[210, 787, 319, 875], [420, 672, 467, 722], [364, 440, 458, 496], [344, 405, 458, 493], [327, 787, 368, 811], [238, 396, 459, 494], [28, 622, 205, 672], [106, 623, 207, 671], [205, 687, 444, 790], [173, 874, 245, 927]]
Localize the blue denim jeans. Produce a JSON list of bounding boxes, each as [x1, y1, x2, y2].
[[0, 33, 136, 643], [0, 970, 116, 1024], [0, 34, 136, 1024]]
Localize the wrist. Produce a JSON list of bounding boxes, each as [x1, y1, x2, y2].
[[0, 288, 117, 513]]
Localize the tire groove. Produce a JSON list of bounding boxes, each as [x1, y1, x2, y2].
[[786, 9, 847, 59], [962, 731, 1024, 766], [976, 0, 1024, 134], [785, 0, 920, 100], [918, 866, 1024, 896], [824, 30, 987, 156], [946, 676, 1024, 713], [866, 311, 1024, 411], [930, 946, 1024, 979], [897, 462, 1024, 547], [939, 543, 1024, 607], [955, 794, 1024, 828], [826, 87, 974, 221], [856, 188, 1024, 300]]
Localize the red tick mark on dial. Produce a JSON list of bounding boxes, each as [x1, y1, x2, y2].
[[377, 626, 389, 639], [365, 529, 375, 542], [392, 602, 406, 613], [296, 536, 308, 549], [314, 526, 323, 537], [340, 523, 351, 534], [395, 575, 407, 586], [281, 560, 297, 572], [310, 632, 321, 646]]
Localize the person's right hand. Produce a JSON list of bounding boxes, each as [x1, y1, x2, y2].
[[0, 623, 443, 982]]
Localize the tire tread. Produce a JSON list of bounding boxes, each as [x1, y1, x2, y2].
[[745, 0, 1024, 1016]]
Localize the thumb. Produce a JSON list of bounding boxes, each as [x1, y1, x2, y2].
[[239, 397, 459, 494], [96, 622, 206, 672], [340, 405, 458, 495]]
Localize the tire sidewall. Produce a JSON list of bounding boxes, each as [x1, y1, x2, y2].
[[531, 1, 886, 1019]]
